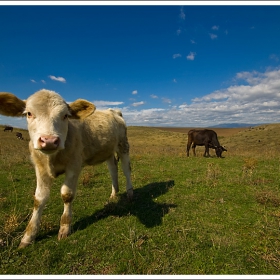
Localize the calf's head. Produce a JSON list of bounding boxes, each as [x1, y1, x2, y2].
[[0, 89, 96, 154]]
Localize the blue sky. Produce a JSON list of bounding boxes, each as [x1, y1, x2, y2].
[[1, 2, 280, 128]]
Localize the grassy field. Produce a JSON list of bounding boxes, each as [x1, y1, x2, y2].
[[1, 124, 280, 274]]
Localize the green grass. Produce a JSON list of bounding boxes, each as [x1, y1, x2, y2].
[[1, 124, 280, 274]]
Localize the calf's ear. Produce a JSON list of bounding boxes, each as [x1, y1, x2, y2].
[[69, 99, 96, 119], [0, 93, 26, 117]]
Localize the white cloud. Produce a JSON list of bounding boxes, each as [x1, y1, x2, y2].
[[209, 33, 218, 40], [186, 52, 196, 61], [183, 68, 280, 125], [176, 28, 182, 36], [173, 79, 177, 83], [150, 94, 158, 99], [120, 108, 166, 126], [212, 25, 219, 30], [132, 90, 138, 95], [31, 79, 46, 84], [190, 39, 196, 44], [49, 75, 66, 83], [179, 7, 185, 20], [173, 53, 182, 59], [132, 101, 145, 107], [162, 98, 171, 104], [93, 100, 124, 108]]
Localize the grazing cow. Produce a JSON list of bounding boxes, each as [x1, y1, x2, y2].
[[16, 132, 24, 140], [186, 129, 227, 158], [4, 126, 13, 132], [0, 89, 133, 248]]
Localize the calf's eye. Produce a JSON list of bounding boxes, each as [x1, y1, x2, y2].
[[63, 114, 68, 120], [27, 112, 33, 118]]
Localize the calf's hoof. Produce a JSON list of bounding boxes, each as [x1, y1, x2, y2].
[[58, 227, 71, 240], [18, 242, 31, 249], [127, 189, 133, 201], [110, 193, 117, 200]]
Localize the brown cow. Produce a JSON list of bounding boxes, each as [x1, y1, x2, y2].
[[16, 132, 24, 140], [0, 89, 133, 248], [4, 126, 13, 132], [187, 129, 227, 158]]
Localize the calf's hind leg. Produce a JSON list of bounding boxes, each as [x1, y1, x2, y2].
[[119, 153, 133, 200], [107, 153, 133, 200], [107, 155, 119, 199]]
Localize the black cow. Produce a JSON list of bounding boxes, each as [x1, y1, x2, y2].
[[16, 132, 23, 140], [4, 126, 13, 132], [186, 129, 227, 158]]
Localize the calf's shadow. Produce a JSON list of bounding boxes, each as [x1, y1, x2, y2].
[[73, 179, 176, 232]]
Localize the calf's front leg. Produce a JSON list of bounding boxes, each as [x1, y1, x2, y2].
[[19, 172, 53, 248], [58, 171, 79, 240]]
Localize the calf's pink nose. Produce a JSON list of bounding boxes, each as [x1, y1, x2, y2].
[[39, 136, 60, 150]]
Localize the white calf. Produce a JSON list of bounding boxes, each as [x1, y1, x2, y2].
[[0, 89, 133, 248]]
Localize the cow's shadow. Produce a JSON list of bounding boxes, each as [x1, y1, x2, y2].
[[72, 180, 176, 232]]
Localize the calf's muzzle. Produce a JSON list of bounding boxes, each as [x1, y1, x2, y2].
[[38, 135, 60, 150]]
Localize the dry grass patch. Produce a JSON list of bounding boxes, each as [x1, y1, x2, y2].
[[3, 212, 21, 235], [256, 190, 280, 207]]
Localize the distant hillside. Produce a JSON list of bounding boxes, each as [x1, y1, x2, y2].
[[221, 123, 280, 153], [208, 123, 263, 128]]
